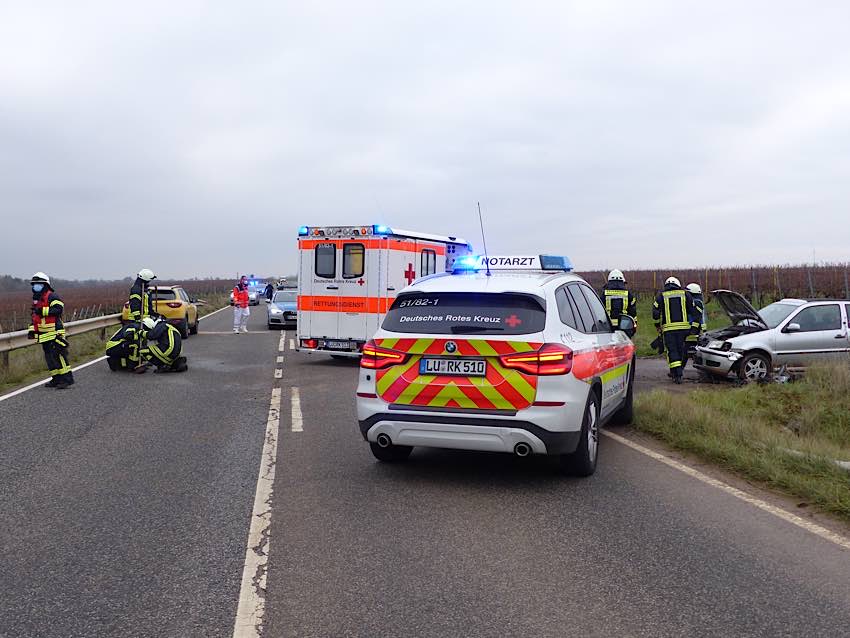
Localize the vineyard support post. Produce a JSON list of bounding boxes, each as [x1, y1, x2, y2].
[[845, 267, 849, 300], [808, 269, 814, 297]]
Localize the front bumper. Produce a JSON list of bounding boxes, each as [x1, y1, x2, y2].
[[268, 312, 297, 327], [693, 346, 741, 376]]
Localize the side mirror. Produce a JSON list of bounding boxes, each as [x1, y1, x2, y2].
[[617, 315, 637, 338], [785, 322, 801, 333]]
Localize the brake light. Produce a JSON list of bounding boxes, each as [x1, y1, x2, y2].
[[165, 302, 182, 308], [499, 343, 573, 375], [302, 338, 318, 349], [360, 339, 409, 369]]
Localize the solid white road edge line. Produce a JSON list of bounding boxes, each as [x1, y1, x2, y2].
[[0, 304, 230, 403], [232, 386, 280, 638], [602, 430, 850, 551], [291, 387, 303, 432]]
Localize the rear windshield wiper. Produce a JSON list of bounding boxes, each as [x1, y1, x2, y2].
[[450, 325, 504, 334]]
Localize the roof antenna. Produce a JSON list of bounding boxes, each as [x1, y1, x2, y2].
[[477, 201, 491, 276]]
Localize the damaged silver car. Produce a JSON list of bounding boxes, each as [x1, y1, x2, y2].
[[694, 290, 850, 382]]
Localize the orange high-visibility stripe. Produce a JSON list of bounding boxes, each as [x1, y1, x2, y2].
[[572, 344, 635, 380], [299, 238, 447, 255], [298, 296, 390, 313]]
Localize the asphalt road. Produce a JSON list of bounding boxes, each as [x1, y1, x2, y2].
[[2, 311, 850, 637]]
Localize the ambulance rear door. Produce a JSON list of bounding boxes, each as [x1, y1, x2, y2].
[[386, 236, 419, 302], [336, 240, 371, 343], [307, 239, 340, 340]]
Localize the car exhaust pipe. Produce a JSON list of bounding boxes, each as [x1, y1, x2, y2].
[[514, 442, 532, 457], [376, 433, 392, 448]]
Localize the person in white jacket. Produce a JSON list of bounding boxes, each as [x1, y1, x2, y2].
[[232, 276, 251, 333]]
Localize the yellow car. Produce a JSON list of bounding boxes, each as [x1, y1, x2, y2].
[[121, 285, 200, 338]]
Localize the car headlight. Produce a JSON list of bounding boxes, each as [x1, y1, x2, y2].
[[708, 340, 733, 351], [270, 307, 283, 314]]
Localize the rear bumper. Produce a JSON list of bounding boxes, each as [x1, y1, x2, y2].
[[297, 337, 365, 356], [358, 412, 583, 455]]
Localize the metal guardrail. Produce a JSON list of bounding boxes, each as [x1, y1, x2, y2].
[[0, 314, 121, 365]]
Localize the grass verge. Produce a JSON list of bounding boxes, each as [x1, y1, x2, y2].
[[0, 293, 230, 394], [634, 362, 850, 522]]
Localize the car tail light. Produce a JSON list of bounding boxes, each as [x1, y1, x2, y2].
[[499, 343, 573, 375], [360, 339, 409, 369], [302, 338, 318, 349], [165, 302, 182, 308]]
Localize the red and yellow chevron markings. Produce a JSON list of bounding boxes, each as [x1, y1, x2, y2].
[[373, 338, 542, 411]]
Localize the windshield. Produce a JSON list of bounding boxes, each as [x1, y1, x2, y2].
[[274, 292, 297, 303], [382, 292, 546, 335], [758, 302, 797, 328]]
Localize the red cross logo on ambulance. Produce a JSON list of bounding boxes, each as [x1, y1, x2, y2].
[[404, 264, 416, 285], [505, 314, 523, 328]]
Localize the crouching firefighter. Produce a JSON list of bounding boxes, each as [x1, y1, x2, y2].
[[28, 272, 75, 388], [653, 276, 699, 384], [602, 269, 637, 330], [105, 324, 142, 371], [139, 317, 188, 373], [684, 283, 706, 369]]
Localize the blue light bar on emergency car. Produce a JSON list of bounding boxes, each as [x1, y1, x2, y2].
[[372, 224, 391, 235], [452, 255, 573, 273], [298, 226, 309, 236]]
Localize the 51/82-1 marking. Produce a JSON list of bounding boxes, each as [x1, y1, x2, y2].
[[420, 358, 487, 376]]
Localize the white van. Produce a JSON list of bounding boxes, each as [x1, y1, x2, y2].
[[296, 224, 471, 356]]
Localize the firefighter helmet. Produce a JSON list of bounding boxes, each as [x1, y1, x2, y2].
[[607, 269, 626, 283], [665, 276, 681, 288], [30, 272, 51, 285], [686, 283, 702, 295], [142, 317, 158, 331], [137, 268, 156, 282]]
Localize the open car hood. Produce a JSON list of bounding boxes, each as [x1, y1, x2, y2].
[[712, 289, 768, 329]]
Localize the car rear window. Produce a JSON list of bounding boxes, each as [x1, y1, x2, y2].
[[382, 292, 546, 335], [150, 289, 177, 300]]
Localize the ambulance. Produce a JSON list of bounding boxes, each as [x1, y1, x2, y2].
[[296, 224, 472, 356]]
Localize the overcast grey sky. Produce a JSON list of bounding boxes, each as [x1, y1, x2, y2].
[[2, 1, 849, 280]]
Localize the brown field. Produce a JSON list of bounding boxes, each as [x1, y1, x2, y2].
[[0, 279, 235, 332], [577, 263, 850, 305]]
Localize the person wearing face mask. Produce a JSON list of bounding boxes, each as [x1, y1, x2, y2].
[[28, 272, 75, 389], [232, 275, 251, 334]]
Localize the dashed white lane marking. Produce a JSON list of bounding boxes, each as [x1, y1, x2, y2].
[[276, 355, 284, 364], [278, 336, 286, 352], [291, 387, 303, 433], [232, 387, 280, 638], [0, 304, 231, 403], [289, 338, 295, 351], [274, 369, 282, 379], [602, 430, 850, 551]]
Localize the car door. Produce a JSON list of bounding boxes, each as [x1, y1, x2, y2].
[[564, 284, 624, 419], [775, 303, 845, 365]]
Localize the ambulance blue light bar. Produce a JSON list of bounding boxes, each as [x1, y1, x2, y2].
[[372, 224, 392, 235], [298, 226, 309, 236], [452, 255, 573, 273]]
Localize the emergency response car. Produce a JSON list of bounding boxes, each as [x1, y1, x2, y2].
[[297, 225, 471, 356], [355, 255, 637, 476]]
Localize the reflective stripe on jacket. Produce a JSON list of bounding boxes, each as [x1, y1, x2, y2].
[[653, 288, 699, 333], [602, 287, 636, 327], [29, 290, 66, 343], [233, 285, 249, 308]]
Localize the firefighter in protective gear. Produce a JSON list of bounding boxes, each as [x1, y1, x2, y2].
[[128, 268, 156, 322], [28, 272, 75, 388], [684, 283, 706, 370], [139, 317, 187, 373], [105, 324, 141, 371], [232, 275, 250, 333], [601, 269, 637, 330], [652, 276, 699, 384]]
